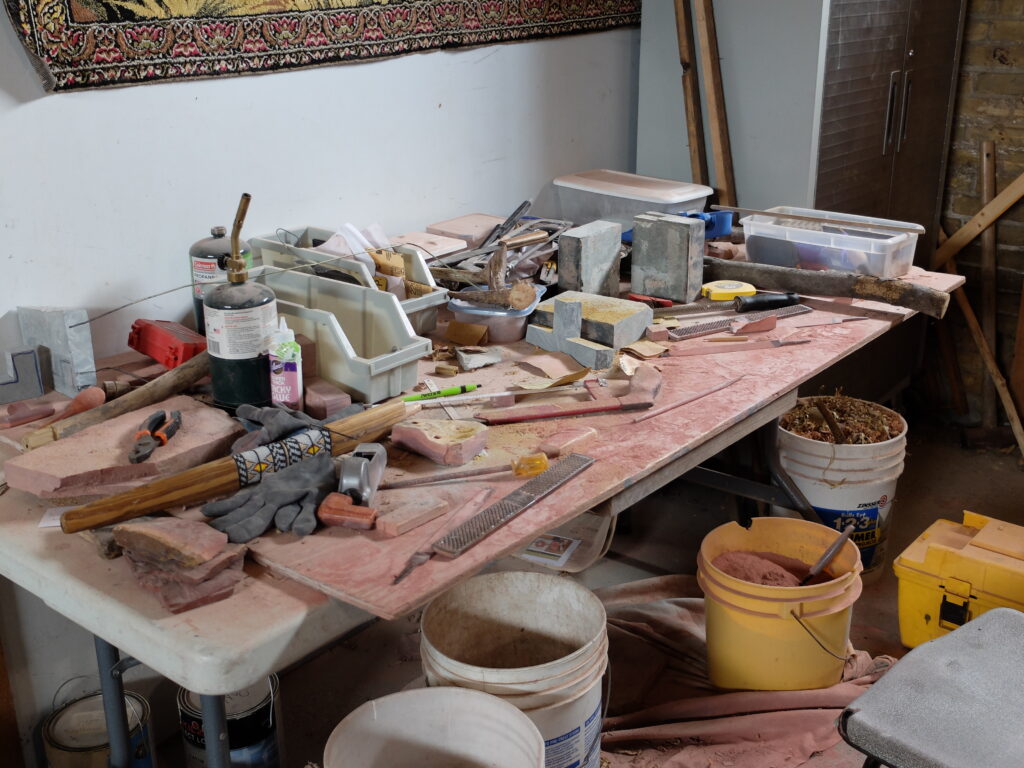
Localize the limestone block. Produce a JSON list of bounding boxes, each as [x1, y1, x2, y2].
[[558, 220, 622, 296], [18, 306, 97, 397], [630, 213, 705, 303], [531, 291, 652, 349], [0, 349, 44, 405]]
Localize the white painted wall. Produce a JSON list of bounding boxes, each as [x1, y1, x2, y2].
[[0, 22, 640, 765]]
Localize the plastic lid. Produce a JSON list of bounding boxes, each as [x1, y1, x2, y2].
[[552, 169, 713, 204]]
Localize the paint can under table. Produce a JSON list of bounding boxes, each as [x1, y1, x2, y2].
[[43, 691, 155, 768], [177, 675, 281, 768]]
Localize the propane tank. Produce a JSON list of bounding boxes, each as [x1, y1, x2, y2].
[[202, 194, 276, 411], [189, 226, 252, 334]]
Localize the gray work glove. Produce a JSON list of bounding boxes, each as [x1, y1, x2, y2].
[[202, 453, 337, 543], [230, 404, 322, 453]]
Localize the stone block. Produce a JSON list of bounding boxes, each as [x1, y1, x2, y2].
[[4, 395, 244, 498], [114, 517, 227, 568], [392, 418, 488, 466], [524, 298, 616, 370], [304, 377, 352, 420], [558, 220, 622, 296], [531, 291, 652, 349], [18, 306, 97, 397], [630, 213, 705, 303], [0, 349, 45, 405]]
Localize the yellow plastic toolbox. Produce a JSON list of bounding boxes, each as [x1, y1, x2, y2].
[[893, 511, 1024, 648]]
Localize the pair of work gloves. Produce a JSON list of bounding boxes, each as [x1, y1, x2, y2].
[[203, 404, 352, 543]]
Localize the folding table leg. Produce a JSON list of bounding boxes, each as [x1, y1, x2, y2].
[[94, 636, 132, 768], [200, 693, 231, 768]]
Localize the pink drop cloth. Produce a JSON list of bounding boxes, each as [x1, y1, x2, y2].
[[596, 575, 895, 768]]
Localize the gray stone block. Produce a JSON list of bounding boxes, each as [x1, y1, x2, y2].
[[524, 297, 616, 370], [0, 348, 44, 404], [630, 212, 705, 303], [558, 220, 622, 297], [18, 307, 96, 397], [531, 291, 652, 349]]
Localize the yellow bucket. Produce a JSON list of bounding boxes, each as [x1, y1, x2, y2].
[[697, 517, 863, 691]]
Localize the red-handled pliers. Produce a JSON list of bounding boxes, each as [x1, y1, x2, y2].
[[128, 410, 182, 464]]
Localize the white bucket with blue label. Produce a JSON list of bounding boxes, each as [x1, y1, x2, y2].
[[777, 404, 907, 580], [178, 675, 281, 768], [421, 572, 608, 768]]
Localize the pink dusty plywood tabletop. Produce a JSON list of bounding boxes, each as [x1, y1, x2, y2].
[[245, 271, 960, 620]]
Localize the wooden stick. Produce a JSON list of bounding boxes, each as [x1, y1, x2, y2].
[[981, 141, 998, 429], [448, 280, 536, 310], [22, 351, 212, 449], [931, 168, 1024, 270], [710, 205, 922, 234], [1011, 283, 1024, 416], [703, 257, 950, 319], [673, 0, 708, 186], [60, 401, 418, 533], [429, 266, 484, 285], [815, 397, 848, 444], [693, 0, 736, 206], [946, 260, 1024, 459]]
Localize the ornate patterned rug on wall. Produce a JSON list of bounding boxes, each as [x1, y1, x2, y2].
[[4, 0, 640, 91]]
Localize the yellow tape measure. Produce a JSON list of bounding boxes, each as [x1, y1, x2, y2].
[[701, 280, 756, 301]]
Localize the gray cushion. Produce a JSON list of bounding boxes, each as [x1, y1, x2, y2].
[[841, 608, 1024, 768]]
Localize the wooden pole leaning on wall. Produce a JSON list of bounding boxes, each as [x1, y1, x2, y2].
[[693, 0, 736, 206], [931, 167, 1024, 271], [673, 0, 708, 186], [938, 229, 1024, 460], [980, 141, 999, 429]]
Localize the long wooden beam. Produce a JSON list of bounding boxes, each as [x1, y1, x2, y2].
[[673, 0, 708, 186], [693, 0, 736, 206], [930, 168, 1024, 270]]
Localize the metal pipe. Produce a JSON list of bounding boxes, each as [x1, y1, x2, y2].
[[200, 694, 232, 768], [93, 636, 131, 768]]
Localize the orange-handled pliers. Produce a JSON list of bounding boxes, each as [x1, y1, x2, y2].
[[128, 409, 182, 464]]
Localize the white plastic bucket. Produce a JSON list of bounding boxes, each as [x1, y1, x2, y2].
[[421, 572, 608, 768], [323, 687, 544, 768], [777, 402, 907, 578]]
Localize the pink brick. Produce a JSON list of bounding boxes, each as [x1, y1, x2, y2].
[[303, 377, 353, 420]]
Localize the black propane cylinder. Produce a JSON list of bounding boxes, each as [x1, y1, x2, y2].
[[189, 226, 252, 334], [202, 194, 275, 412]]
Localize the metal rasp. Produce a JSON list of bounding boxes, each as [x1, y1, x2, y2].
[[431, 453, 595, 558], [668, 304, 812, 341]]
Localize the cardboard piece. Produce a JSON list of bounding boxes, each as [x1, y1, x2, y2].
[[445, 321, 489, 346]]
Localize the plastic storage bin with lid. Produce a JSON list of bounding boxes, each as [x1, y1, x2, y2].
[[552, 169, 713, 229], [892, 510, 1024, 648], [741, 206, 923, 278]]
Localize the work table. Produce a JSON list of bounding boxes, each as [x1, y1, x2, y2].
[[0, 267, 964, 696]]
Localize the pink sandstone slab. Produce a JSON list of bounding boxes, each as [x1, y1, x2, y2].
[[2, 395, 244, 498], [391, 419, 488, 466], [127, 544, 246, 587], [376, 491, 449, 537], [114, 517, 227, 567]]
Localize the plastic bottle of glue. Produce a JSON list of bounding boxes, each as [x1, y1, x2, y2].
[[268, 317, 303, 409]]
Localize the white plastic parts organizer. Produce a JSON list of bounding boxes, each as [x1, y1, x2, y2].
[[249, 266, 430, 404], [250, 226, 448, 335], [740, 206, 924, 278]]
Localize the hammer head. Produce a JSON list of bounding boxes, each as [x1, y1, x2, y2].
[[619, 365, 663, 410]]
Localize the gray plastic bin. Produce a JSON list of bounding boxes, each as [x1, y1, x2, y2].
[[250, 226, 448, 334], [250, 266, 430, 404]]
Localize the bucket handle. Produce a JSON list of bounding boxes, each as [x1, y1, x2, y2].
[[789, 610, 848, 662]]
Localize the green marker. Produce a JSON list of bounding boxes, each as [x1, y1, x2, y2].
[[403, 384, 481, 401]]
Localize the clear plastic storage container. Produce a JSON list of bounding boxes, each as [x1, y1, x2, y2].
[[552, 169, 712, 229], [740, 207, 923, 278]]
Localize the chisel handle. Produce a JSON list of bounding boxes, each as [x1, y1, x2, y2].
[[733, 292, 800, 312]]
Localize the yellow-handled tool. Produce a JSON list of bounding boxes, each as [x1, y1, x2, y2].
[[379, 453, 549, 490]]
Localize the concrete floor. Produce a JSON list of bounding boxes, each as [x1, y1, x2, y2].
[[159, 427, 1024, 768]]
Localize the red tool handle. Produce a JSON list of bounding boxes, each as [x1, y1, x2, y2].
[[133, 410, 166, 441], [479, 400, 624, 425]]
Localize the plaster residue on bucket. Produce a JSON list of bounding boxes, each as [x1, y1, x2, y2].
[[712, 551, 833, 587], [431, 607, 580, 668]]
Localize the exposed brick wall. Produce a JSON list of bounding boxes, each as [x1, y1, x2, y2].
[[941, 0, 1024, 406]]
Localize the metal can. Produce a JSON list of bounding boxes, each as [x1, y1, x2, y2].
[[189, 226, 252, 334], [177, 675, 281, 768], [43, 691, 155, 768]]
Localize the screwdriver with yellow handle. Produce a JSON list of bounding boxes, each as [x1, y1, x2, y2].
[[379, 453, 549, 490]]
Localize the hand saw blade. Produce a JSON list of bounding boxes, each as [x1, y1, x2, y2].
[[431, 453, 595, 558], [667, 304, 812, 341]]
